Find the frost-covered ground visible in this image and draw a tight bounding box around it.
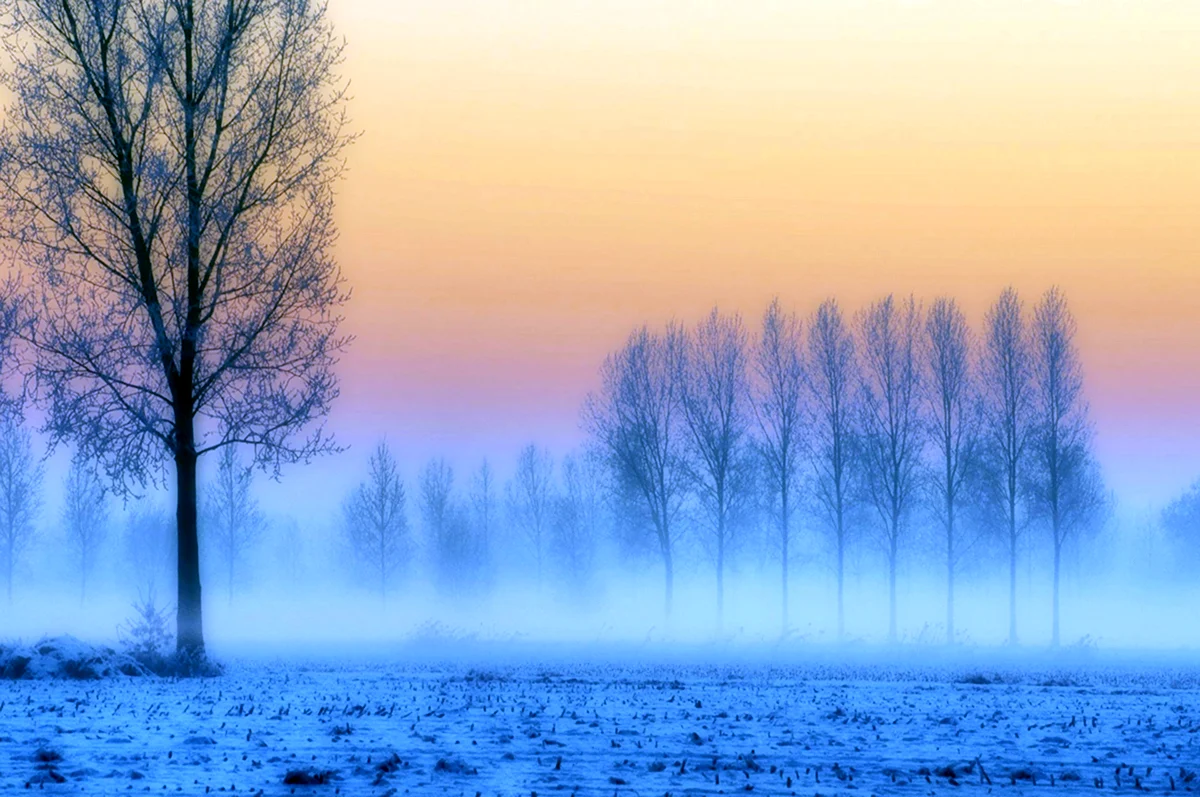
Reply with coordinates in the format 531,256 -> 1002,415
4,647 -> 1200,795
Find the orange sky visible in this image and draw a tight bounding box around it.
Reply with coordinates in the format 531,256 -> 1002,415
306,0 -> 1200,509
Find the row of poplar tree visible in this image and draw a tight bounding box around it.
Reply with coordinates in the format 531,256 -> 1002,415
338,285 -> 1109,647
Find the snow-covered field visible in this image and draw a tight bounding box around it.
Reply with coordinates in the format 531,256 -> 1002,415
4,649 -> 1200,795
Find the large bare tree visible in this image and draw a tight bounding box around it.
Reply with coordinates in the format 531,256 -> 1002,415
63,451 -> 109,604
805,299 -> 857,641
979,287 -> 1033,645
857,295 -> 923,643
506,443 -> 555,591
922,297 -> 977,645
0,413 -> 41,604
753,298 -> 805,635
678,307 -> 753,631
0,0 -> 352,659
343,442 -> 407,604
585,324 -> 688,617
1028,286 -> 1105,646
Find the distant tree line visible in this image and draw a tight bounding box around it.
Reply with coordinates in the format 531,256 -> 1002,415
328,285 -> 1121,647
585,286 -> 1109,645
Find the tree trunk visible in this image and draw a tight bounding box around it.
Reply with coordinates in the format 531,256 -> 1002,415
1051,537 -> 1061,647
228,554 -> 234,609
5,536 -> 12,604
662,539 -> 674,619
175,438 -> 205,659
781,523 -> 789,637
716,524 -> 725,634
1008,511 -> 1018,646
887,534 -> 898,644
836,518 -> 845,642
946,504 -> 954,646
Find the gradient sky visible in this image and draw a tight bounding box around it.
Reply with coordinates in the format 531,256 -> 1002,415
285,0 -> 1200,514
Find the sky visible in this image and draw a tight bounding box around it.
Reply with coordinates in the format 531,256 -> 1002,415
271,0 -> 1200,516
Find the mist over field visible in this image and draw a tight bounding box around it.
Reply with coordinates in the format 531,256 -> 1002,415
0,449 -> 1194,654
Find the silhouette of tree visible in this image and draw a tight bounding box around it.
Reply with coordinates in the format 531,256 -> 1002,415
585,324 -> 688,617
507,444 -> 555,591
1028,287 -> 1106,646
805,299 -> 859,641
978,287 -> 1034,645
922,297 -> 978,644
0,0 -> 352,660
203,445 -> 264,606
857,295 -> 924,643
678,307 -> 753,632
63,451 -> 109,604
343,442 -> 407,604
0,413 -> 40,604
753,298 -> 805,635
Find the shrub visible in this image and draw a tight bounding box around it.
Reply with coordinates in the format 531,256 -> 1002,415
118,594 -> 174,674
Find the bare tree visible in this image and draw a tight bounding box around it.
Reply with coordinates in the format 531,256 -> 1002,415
507,444 -> 555,591
1028,287 -> 1106,646
585,324 -> 688,617
63,451 -> 109,604
554,451 -> 603,598
922,297 -> 978,644
678,307 -> 753,631
805,299 -> 858,640
125,503 -> 175,599
343,442 -> 407,604
857,295 -> 923,643
422,457 -> 470,594
979,287 -> 1033,645
753,297 -> 805,635
0,0 -> 352,659
470,459 -> 497,570
1162,478 -> 1200,566
203,446 -> 264,606
0,412 -> 41,604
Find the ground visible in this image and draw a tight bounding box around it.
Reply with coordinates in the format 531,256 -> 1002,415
2,649 -> 1199,795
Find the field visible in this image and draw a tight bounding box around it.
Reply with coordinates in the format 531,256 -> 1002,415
3,648 -> 1199,795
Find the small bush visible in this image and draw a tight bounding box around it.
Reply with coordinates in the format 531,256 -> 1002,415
118,594 -> 173,672
118,594 -> 222,677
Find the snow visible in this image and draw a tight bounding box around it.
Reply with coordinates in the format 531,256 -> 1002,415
0,651 -> 1198,794
0,636 -> 147,681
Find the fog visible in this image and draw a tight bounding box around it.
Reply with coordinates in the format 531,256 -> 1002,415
1,467 -> 1193,655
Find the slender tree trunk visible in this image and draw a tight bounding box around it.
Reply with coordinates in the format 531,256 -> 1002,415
1008,500 -> 1018,646
946,496 -> 955,645
6,534 -> 13,605
716,519 -> 725,634
836,512 -> 845,642
887,532 -> 898,644
781,495 -> 789,637
175,424 -> 204,659
1052,536 -> 1061,647
662,533 -> 674,619
228,554 -> 234,608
